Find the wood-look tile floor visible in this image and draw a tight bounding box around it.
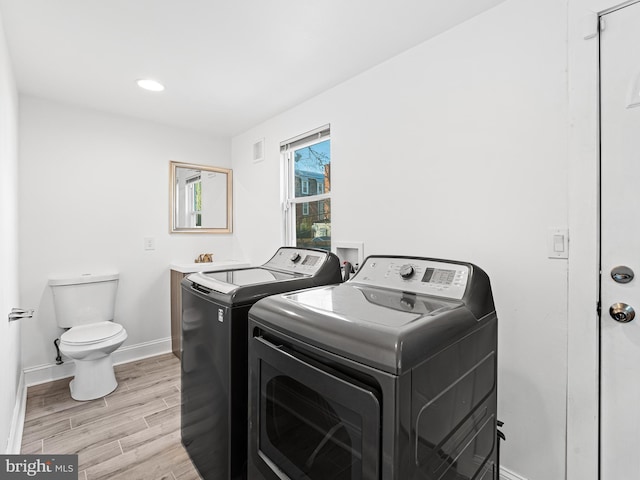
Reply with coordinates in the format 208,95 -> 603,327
21,353 -> 203,480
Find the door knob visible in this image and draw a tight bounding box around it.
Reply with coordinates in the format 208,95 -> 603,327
609,303 -> 635,323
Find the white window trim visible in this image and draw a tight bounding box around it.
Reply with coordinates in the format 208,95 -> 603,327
281,128 -> 331,247
185,176 -> 202,227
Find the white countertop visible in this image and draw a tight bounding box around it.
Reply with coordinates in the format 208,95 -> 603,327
169,260 -> 250,274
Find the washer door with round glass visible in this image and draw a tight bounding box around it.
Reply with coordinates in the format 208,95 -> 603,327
251,335 -> 380,480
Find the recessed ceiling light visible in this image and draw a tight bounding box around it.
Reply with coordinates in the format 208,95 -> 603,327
137,79 -> 165,92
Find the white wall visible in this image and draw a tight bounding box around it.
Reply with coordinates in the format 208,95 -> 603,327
18,97 -> 233,374
0,9 -> 21,452
201,170 -> 229,228
232,0 -> 569,479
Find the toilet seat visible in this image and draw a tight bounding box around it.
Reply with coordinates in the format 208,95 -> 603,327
61,321 -> 125,346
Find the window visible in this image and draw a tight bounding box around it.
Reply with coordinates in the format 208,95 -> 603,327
186,175 -> 202,227
282,125 -> 331,251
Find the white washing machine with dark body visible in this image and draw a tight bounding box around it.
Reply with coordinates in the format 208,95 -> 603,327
180,247 -> 342,480
248,255 -> 498,480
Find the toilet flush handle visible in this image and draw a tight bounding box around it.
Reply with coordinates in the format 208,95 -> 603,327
8,308 -> 35,322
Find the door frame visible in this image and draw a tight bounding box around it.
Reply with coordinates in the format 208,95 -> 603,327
567,1 -> 640,479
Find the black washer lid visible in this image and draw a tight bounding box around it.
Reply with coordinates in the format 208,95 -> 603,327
188,268 -> 299,294
183,247 -> 343,306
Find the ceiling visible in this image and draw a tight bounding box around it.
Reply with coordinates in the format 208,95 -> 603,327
0,0 -> 506,137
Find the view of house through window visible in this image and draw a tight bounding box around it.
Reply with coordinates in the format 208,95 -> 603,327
282,127 -> 331,250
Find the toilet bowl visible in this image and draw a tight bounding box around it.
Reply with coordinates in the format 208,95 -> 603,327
59,321 -> 128,400
49,272 -> 127,401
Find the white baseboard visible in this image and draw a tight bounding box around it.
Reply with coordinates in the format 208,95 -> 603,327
7,338 -> 172,453
6,371 -> 26,454
23,337 -> 172,387
501,466 -> 528,480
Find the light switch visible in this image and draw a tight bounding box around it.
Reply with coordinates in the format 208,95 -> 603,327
548,228 -> 568,259
144,237 -> 156,251
553,234 -> 564,252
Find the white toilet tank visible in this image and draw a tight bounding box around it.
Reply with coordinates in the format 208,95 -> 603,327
49,273 -> 119,328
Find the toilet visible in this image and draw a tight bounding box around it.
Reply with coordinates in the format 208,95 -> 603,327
49,272 -> 128,401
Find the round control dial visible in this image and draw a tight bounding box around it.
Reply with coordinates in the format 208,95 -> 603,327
399,264 -> 415,279
290,252 -> 301,263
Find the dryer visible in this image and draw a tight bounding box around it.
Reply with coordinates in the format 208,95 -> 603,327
248,255 -> 498,480
181,247 -> 342,480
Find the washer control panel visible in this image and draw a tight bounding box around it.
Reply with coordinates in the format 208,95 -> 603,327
351,257 -> 470,299
263,247 -> 329,275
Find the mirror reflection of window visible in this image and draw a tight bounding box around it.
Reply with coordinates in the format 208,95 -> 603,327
170,161 -> 233,233
186,175 -> 202,227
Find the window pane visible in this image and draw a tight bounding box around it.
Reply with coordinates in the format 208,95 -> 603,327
295,199 -> 331,251
294,140 -> 330,198
194,182 -> 202,227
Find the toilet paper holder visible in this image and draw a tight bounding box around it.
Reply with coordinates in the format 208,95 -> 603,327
8,308 -> 34,322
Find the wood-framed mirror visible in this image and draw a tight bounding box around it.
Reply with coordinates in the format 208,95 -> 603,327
170,161 -> 233,233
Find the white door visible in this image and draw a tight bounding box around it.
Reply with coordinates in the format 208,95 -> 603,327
600,2 -> 640,478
